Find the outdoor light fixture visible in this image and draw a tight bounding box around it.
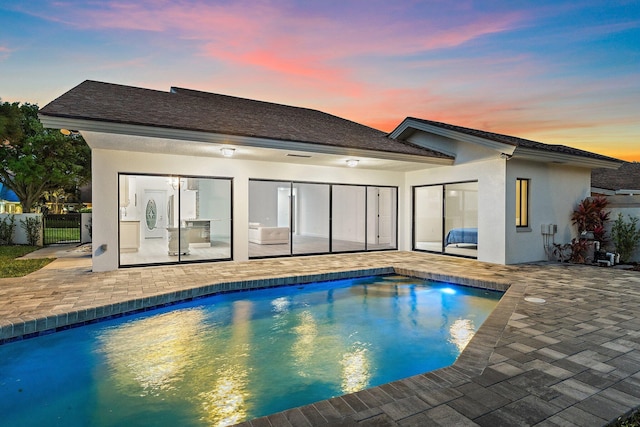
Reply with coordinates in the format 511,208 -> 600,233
220,147 -> 235,157
60,129 -> 79,136
346,159 -> 359,167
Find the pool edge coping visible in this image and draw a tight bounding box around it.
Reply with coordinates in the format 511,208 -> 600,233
0,265 -> 519,426
0,266 -> 511,345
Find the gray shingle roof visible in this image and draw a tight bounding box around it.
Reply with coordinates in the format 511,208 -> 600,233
592,162 -> 640,191
403,117 -> 621,163
39,80 -> 451,160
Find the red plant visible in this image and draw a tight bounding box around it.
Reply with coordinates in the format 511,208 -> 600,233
571,196 -> 610,243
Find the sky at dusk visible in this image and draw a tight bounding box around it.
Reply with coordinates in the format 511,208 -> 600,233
1,1 -> 639,161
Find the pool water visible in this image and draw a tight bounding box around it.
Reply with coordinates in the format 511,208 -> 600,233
0,275 -> 501,427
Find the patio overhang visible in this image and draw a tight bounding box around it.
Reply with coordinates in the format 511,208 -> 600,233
39,115 -> 455,172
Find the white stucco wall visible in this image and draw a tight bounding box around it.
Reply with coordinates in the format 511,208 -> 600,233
0,213 -> 44,246
91,148 -> 406,271
504,160 -> 591,264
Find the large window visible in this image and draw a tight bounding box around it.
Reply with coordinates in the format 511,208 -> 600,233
118,174 -> 232,266
413,181 -> 478,258
249,180 -> 397,258
516,178 -> 529,228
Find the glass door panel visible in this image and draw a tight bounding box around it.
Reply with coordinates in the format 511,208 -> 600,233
444,182 -> 478,257
248,180 -> 291,258
292,183 -> 330,255
182,177 -> 232,262
413,185 -> 443,252
119,174 -> 179,266
367,187 -> 398,250
332,185 -> 366,252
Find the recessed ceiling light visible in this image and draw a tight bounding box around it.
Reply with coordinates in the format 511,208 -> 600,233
346,159 -> 359,167
220,147 -> 235,157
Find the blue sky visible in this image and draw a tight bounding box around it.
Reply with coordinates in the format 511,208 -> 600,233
1,0 -> 638,160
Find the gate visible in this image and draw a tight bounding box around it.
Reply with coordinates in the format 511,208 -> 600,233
43,213 -> 81,245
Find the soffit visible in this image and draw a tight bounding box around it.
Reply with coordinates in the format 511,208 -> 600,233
80,129 -> 447,172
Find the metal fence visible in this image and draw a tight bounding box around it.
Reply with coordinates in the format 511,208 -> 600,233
43,213 -> 81,245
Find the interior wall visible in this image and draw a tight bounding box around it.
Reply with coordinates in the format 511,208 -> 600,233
249,181 -> 280,227
332,186 -> 366,243
198,179 -> 232,238
296,184 -> 329,237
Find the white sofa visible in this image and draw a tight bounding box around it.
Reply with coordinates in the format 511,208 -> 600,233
248,223 -> 289,244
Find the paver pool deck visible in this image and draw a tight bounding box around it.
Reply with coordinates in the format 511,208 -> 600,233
1,248 -> 639,426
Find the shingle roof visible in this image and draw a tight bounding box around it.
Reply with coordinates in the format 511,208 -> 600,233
591,162 -> 640,191
39,80 -> 451,160
404,117 -> 621,163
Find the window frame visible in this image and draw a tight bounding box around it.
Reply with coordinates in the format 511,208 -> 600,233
412,180 -> 478,259
516,178 -> 530,228
248,178 -> 398,259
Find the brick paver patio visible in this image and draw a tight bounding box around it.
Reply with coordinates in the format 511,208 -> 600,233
1,248 -> 639,426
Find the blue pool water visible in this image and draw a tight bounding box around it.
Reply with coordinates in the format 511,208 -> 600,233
0,275 -> 501,427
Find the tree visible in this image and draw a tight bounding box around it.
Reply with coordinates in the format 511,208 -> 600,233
0,101 -> 91,212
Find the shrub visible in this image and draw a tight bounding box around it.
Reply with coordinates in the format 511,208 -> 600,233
0,215 -> 17,245
570,196 -> 610,243
553,238 -> 593,263
611,213 -> 640,263
20,216 -> 42,246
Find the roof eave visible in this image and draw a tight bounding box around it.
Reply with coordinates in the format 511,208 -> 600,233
389,118 -> 517,155
513,147 -> 623,169
591,187 -> 617,195
39,114 -> 454,166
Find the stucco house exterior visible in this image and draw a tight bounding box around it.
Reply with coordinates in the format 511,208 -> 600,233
39,80 -> 622,272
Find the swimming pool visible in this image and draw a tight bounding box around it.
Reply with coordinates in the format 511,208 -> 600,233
0,275 -> 501,427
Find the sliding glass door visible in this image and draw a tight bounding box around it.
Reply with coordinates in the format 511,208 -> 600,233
119,173 -> 232,266
413,181 -> 478,258
248,180 -> 291,258
249,180 -> 397,258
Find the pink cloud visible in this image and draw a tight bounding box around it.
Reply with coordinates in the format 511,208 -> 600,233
23,1 -> 526,98
0,45 -> 12,60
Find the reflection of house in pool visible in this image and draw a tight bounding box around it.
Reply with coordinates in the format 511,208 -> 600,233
38,80 -> 623,271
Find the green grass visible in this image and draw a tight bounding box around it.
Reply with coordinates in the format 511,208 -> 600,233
0,246 -> 54,278
43,227 -> 80,243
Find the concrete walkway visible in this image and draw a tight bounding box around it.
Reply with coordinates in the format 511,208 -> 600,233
1,247 -> 639,426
